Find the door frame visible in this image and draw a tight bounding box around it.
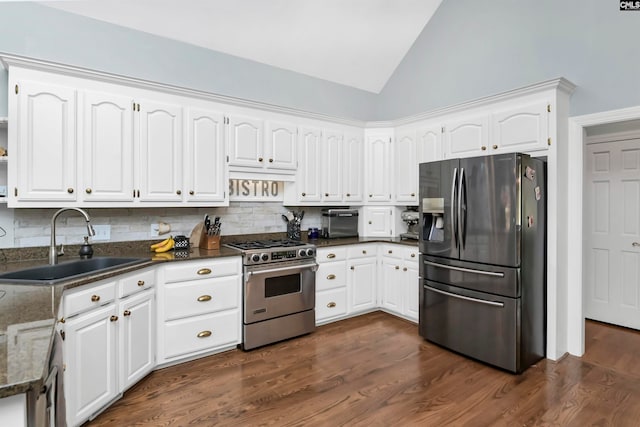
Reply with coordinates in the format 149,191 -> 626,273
567,105 -> 640,356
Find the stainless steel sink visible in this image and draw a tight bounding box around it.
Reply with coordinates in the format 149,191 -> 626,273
0,257 -> 148,285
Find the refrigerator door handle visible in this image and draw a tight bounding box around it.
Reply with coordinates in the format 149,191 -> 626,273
425,285 -> 505,307
423,260 -> 505,277
451,167 -> 458,248
458,167 -> 466,249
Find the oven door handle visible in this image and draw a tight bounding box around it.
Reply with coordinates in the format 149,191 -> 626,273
246,263 -> 319,278
425,285 -> 505,307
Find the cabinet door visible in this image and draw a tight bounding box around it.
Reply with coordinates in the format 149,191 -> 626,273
363,206 -> 393,237
444,114 -> 489,159
343,132 -> 364,202
138,99 -> 183,202
14,80 -> 77,202
365,134 -> 392,202
404,261 -> 419,322
119,289 -> 155,391
491,101 -> 549,153
265,120 -> 297,171
349,258 -> 377,313
227,115 -> 263,169
323,131 -> 343,202
82,90 -> 134,202
380,258 -> 402,313
185,108 -> 226,202
394,129 -> 417,203
64,304 -> 118,427
297,127 -> 322,202
417,125 -> 442,163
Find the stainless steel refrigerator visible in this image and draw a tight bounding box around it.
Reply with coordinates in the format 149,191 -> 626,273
418,153 -> 545,373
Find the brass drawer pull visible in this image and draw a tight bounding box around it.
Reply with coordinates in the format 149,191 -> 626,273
327,253 -> 336,259
197,268 -> 212,275
362,250 -> 367,254
110,315 -> 118,322
123,310 -> 131,316
388,250 -> 393,254
327,274 -> 336,280
327,302 -> 336,308
411,253 -> 416,258
91,295 -> 100,302
137,280 -> 145,287
492,144 -> 498,150
395,265 -> 400,270
197,295 -> 212,302
197,330 -> 212,338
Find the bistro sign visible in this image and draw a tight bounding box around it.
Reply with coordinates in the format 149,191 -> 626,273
229,179 -> 284,201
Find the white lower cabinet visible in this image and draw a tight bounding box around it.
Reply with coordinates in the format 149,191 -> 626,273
157,257 -> 242,365
60,268 -> 155,427
315,247 -> 348,324
379,245 -> 419,322
347,244 -> 377,314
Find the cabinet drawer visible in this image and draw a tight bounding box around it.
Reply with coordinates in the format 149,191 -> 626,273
347,244 -> 376,259
162,310 -> 240,359
403,247 -> 419,262
163,258 -> 240,283
316,261 -> 346,291
381,244 -> 401,258
119,268 -> 155,298
163,276 -> 239,321
64,280 -> 117,318
316,247 -> 347,263
316,287 -> 347,322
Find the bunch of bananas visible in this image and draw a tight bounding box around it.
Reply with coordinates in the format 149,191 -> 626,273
150,236 -> 175,253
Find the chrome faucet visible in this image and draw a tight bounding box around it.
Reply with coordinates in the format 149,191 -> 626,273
50,208 -> 96,265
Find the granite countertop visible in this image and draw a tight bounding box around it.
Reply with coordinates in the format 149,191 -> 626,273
0,234 -> 418,399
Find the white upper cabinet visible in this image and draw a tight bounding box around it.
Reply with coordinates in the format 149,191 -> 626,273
491,101 -> 549,153
394,128 -> 418,204
417,124 -> 442,164
185,108 -> 226,202
265,120 -> 297,171
362,206 -> 394,237
12,80 -> 77,203
343,131 -> 364,203
322,131 -> 343,202
81,90 -> 134,202
137,99 -> 183,202
227,115 -> 263,169
296,126 -> 323,202
365,131 -> 393,203
443,113 -> 489,159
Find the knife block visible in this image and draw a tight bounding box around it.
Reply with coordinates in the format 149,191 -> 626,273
199,232 -> 221,250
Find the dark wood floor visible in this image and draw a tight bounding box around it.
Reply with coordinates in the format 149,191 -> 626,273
87,312 -> 640,426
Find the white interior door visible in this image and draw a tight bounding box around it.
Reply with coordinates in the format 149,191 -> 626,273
584,138 -> 640,330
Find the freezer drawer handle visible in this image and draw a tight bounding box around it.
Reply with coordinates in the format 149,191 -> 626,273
425,285 -> 504,307
423,260 -> 505,278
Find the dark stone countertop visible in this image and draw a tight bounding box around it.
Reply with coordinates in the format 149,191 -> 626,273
0,234 -> 417,398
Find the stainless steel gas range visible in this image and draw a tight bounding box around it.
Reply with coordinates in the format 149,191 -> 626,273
224,239 -> 317,350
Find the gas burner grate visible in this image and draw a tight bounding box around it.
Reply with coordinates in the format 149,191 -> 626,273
225,239 -> 304,250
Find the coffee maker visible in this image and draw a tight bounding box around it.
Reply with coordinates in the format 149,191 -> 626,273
400,210 -> 420,240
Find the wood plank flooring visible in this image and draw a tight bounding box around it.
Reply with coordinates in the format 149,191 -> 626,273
87,312 -> 640,426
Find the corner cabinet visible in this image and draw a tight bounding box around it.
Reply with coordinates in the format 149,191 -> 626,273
364,130 -> 393,203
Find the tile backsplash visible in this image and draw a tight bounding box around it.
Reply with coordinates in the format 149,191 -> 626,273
9,203 -> 323,248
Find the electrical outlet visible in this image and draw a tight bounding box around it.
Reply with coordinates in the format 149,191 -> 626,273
150,224 -> 159,237
92,225 -> 111,241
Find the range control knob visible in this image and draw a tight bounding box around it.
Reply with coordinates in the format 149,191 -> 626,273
261,253 -> 269,261
306,248 -> 315,257
298,249 -> 307,258
250,253 -> 261,263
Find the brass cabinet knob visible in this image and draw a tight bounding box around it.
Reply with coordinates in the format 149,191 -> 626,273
137,280 -> 145,287
369,194 -> 373,197
362,250 -> 367,254
492,144 -> 498,150
67,188 -> 74,194
395,265 -> 400,270
368,221 -> 372,225
197,268 -> 212,275
189,190 -> 195,195
301,192 -> 306,197
327,302 -> 336,308
85,188 -> 92,194
327,274 -> 336,280
197,330 -> 212,338
388,250 -> 393,254
403,267 -> 407,272
481,146 -> 487,151
269,158 -> 273,163
258,157 -> 263,162
346,193 -> 351,197
110,315 -> 118,322
411,253 -> 416,258
59,317 -> 65,324
350,266 -> 355,270
411,193 -> 415,197
327,253 -> 336,259
325,193 -> 329,197
176,190 -> 182,195
197,295 -> 212,302
91,295 -> 100,302
123,310 -> 131,316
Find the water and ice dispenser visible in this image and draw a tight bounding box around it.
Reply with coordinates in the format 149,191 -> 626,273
421,198 -> 445,242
